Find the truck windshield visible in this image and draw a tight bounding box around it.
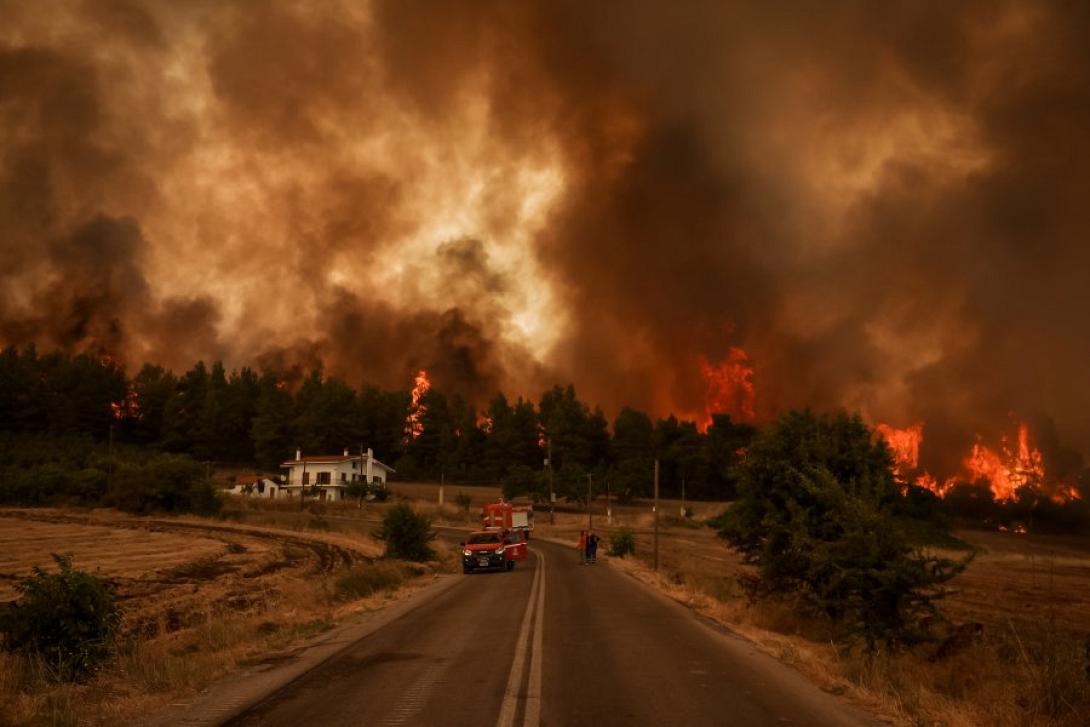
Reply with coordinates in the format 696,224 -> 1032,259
467,533 -> 502,545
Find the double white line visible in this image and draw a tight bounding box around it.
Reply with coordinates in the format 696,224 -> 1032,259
496,548 -> 545,727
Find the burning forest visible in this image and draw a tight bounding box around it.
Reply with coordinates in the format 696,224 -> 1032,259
2,1 -> 1090,508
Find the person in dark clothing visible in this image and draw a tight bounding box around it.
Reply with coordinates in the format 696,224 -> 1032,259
586,532 -> 600,563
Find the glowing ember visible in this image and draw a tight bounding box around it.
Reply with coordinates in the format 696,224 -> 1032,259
1051,483 -> 1081,505
110,389 -> 140,421
700,347 -> 756,430
404,369 -> 431,439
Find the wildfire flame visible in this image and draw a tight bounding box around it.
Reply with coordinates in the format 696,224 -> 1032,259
874,422 -> 923,478
404,369 -> 431,440
110,389 -> 141,421
877,420 -> 1080,504
700,347 -> 756,430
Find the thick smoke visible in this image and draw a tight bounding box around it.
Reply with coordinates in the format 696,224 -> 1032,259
1,1 -> 1089,466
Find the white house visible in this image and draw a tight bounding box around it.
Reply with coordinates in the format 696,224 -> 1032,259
228,477 -> 281,499
279,448 -> 394,502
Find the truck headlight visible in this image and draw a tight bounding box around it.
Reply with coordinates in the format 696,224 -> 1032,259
463,549 -> 472,557
495,547 -> 505,556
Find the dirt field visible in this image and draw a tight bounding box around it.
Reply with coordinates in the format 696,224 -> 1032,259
0,509 -> 382,637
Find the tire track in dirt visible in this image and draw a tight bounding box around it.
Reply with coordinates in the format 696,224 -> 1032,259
0,509 -> 380,637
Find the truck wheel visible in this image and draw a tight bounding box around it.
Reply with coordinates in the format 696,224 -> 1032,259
463,566 -> 471,574
506,561 -> 515,571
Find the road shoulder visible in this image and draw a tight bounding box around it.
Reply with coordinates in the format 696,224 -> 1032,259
140,573 -> 463,727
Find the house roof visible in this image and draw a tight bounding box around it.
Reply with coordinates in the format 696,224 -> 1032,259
280,454 -> 395,472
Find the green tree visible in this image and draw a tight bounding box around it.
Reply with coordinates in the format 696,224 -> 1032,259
161,361 -> 209,453
358,385 -> 409,464
251,372 -> 294,469
717,410 -> 967,649
123,363 -> 177,445
704,413 -> 756,500
374,504 -> 436,561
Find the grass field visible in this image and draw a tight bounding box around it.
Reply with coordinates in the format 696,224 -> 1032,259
0,506 -> 448,727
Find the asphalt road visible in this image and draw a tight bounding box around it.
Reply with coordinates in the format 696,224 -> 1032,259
225,539 -> 877,727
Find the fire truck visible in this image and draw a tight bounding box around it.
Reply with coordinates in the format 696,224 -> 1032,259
481,501 -> 534,539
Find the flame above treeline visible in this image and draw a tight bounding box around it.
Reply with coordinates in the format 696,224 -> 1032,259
876,421 -> 1081,505
404,369 -> 431,440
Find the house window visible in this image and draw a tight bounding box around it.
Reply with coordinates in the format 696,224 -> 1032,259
317,472 -> 331,485
302,472 -> 310,485
341,472 -> 347,482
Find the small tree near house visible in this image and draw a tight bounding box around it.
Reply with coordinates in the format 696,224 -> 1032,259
374,504 -> 437,562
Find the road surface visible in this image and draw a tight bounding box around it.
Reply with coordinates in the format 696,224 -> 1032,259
225,539 -> 877,727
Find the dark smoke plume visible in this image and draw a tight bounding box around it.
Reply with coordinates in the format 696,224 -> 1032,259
2,0 -> 1089,467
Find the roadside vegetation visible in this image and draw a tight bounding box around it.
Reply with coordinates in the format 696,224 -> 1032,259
0,504 -> 452,727
717,411 -> 970,649
374,504 -> 437,561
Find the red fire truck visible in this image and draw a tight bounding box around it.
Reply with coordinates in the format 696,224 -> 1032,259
481,501 -> 534,539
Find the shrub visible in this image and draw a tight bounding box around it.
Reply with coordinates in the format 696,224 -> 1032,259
374,504 -> 436,561
454,492 -> 472,513
717,410 -> 969,649
609,527 -> 636,557
334,563 -> 405,601
0,555 -> 120,681
105,454 -> 221,516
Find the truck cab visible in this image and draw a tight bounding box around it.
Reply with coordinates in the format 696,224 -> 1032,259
461,528 -> 528,573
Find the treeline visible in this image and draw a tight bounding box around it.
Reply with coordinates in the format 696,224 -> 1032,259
0,346 -> 755,501
2,346 -> 1087,533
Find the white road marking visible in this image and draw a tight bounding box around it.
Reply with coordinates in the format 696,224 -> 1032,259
523,551 -> 545,727
495,548 -> 545,727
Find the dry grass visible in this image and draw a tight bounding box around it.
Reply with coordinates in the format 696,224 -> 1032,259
0,507 -> 453,727
528,504 -> 1090,727
562,510 -> 1090,727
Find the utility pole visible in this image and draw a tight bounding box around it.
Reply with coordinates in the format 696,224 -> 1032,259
653,458 -> 660,572
547,438 -> 555,525
358,443 -> 365,510
606,478 -> 612,525
107,423 -> 114,491
681,478 -> 686,518
439,471 -> 445,508
586,473 -> 593,530
300,457 -> 307,511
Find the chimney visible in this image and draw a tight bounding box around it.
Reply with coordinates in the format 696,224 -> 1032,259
295,448 -> 301,461
343,447 -> 349,457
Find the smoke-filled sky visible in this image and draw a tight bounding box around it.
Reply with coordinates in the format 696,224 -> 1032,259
2,0 -> 1089,470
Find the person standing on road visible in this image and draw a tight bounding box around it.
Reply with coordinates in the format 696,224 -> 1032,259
586,531 -> 600,564
577,530 -> 587,564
